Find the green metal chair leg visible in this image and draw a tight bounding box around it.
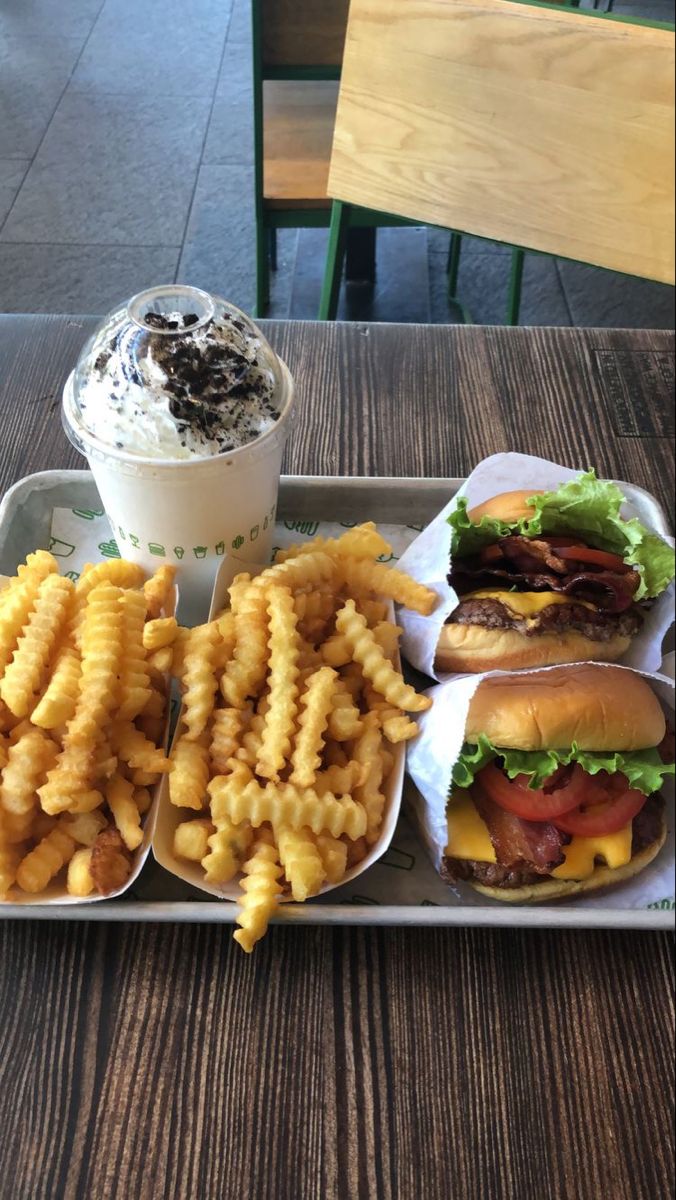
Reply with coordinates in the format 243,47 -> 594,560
446,231 -> 463,299
319,201 -> 351,320
506,248 -> 525,326
254,217 -> 270,319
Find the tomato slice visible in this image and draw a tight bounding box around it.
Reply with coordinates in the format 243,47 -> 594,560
553,775 -> 647,836
555,545 -> 630,573
477,763 -> 587,820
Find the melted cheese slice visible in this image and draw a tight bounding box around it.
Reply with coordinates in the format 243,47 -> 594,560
445,791 -> 496,862
446,794 -> 633,881
465,589 -> 595,617
551,825 -> 633,879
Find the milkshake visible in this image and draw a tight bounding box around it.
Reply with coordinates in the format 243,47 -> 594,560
63,286 -> 294,622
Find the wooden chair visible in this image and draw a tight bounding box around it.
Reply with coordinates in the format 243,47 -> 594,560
319,0 -> 675,322
252,0 -> 349,316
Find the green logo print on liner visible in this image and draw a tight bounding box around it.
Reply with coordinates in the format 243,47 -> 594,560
250,525 -> 259,541
173,547 -> 185,560
215,542 -> 225,556
71,507 -> 104,520
129,534 -> 140,549
99,538 -> 121,559
232,535 -> 244,550
49,537 -> 75,558
65,570 -> 80,582
148,543 -> 166,557
283,519 -> 319,537
193,546 -> 208,559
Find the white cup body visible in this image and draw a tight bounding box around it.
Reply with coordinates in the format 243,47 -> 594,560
62,360 -> 294,624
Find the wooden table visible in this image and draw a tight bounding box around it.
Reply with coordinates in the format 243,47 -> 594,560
0,317 -> 673,1200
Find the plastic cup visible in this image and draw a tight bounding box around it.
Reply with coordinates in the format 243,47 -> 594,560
62,286 -> 295,624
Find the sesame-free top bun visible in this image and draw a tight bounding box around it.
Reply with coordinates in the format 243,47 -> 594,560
465,664 -> 666,752
467,489 -> 544,525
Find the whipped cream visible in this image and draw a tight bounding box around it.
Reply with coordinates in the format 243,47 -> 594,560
76,309 -> 280,460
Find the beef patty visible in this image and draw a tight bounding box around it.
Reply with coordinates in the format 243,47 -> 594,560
446,597 -> 642,642
442,793 -> 665,890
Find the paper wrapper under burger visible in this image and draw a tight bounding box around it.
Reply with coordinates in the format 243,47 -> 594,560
152,558 -> 406,902
396,452 -> 675,681
406,660 -> 675,909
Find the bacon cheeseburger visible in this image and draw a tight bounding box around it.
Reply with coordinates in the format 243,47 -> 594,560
443,666 -> 674,901
438,472 -> 675,673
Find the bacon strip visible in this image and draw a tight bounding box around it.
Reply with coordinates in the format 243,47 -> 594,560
473,786 -> 568,874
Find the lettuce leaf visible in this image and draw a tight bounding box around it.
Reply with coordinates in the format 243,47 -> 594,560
452,734 -> 675,796
447,470 -> 675,600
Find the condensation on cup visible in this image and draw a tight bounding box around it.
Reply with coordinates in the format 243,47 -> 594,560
62,285 -> 295,624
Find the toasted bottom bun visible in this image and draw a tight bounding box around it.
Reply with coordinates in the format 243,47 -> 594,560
467,811 -> 667,904
435,622 -> 631,674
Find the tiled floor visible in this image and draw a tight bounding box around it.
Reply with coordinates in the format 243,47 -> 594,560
0,0 -> 674,325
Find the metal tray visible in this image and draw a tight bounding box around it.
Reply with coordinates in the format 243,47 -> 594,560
0,469 -> 673,931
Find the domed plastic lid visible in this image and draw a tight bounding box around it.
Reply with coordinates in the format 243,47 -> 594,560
67,285 -> 285,461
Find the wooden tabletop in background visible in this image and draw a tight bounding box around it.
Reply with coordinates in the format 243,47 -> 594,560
0,317 -> 673,1200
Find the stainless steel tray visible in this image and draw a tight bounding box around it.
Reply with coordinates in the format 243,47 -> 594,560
0,469 -> 673,930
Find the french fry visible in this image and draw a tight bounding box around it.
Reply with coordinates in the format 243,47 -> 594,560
0,726 -> 58,816
335,600 -> 431,712
76,560 -> 145,598
16,823 -> 76,893
208,775 -> 368,840
143,565 -> 176,620
110,721 -> 171,774
169,735 -> 209,810
210,706 -> 247,774
289,666 -> 337,788
0,574 -> 73,717
275,522 -> 392,564
202,815 -> 253,885
0,551 -> 58,677
257,587 -> 300,781
277,827 -> 325,901
221,586 -> 269,708
314,833 -> 348,884
142,616 -> 178,653
31,646 -> 81,729
173,818 -> 215,863
106,775 -> 143,851
340,556 -> 437,615
233,829 -> 283,952
118,589 -> 151,721
352,713 -> 386,844
67,847 -> 95,896
67,583 -> 123,745
89,827 -> 131,895
181,622 -> 221,739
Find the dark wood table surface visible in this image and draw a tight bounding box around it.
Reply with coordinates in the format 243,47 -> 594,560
0,316 -> 674,1200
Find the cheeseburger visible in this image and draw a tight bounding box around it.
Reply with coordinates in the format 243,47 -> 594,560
443,665 -> 674,901
438,471 -> 675,673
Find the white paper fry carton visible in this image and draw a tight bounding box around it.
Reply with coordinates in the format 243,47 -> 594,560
153,556 -> 406,903
406,661 -> 675,910
396,452 -> 675,681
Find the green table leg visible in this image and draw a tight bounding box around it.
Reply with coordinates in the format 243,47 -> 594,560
319,201 -> 351,320
506,248 -> 525,326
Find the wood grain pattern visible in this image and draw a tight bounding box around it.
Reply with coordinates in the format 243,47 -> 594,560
261,0 -> 350,68
0,316 -> 674,1200
329,0 -> 675,283
264,81 -> 337,206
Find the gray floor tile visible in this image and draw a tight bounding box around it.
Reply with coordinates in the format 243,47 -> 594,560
177,163 -> 257,310
427,226 -> 511,259
438,249 -> 572,326
609,1 -> 674,19
0,0 -> 102,39
70,0 -> 231,96
0,243 -> 179,313
288,226 -> 431,322
203,40 -> 253,165
225,0 -> 252,45
0,160 -> 30,227
266,230 -> 299,319
557,260 -> 675,329
1,92 -> 211,245
0,36 -> 84,157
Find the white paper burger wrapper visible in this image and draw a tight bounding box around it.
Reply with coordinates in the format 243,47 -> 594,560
396,452 -> 675,681
62,362 -> 295,629
152,558 -> 406,902
406,660 -> 675,908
